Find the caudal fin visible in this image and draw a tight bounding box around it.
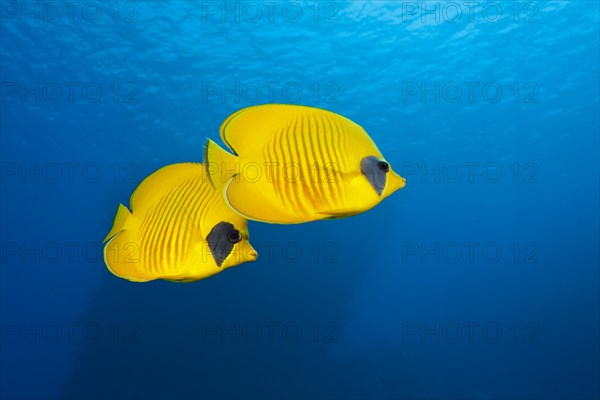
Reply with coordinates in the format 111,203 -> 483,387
103,203 -> 132,243
204,139 -> 238,188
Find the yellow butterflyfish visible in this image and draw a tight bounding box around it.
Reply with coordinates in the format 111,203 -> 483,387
204,104 -> 406,224
102,163 -> 257,282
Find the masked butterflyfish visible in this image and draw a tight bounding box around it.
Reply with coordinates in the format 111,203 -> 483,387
204,104 -> 406,224
102,163 -> 258,282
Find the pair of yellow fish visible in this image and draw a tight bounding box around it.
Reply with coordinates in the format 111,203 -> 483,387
103,104 -> 406,282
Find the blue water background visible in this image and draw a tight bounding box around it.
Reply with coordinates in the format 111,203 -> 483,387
1,1 -> 599,399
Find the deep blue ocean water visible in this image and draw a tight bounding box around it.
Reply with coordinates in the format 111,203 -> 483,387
1,1 -> 599,399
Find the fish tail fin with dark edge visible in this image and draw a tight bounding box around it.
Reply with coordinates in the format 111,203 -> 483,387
204,139 -> 238,189
103,203 -> 131,243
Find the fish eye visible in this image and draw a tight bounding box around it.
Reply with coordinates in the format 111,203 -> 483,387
227,229 -> 242,244
378,161 -> 390,173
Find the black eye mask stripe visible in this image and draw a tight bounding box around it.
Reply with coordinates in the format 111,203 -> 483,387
206,222 -> 240,267
361,156 -> 388,197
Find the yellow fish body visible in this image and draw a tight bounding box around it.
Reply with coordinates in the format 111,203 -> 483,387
204,104 -> 406,224
102,163 -> 257,282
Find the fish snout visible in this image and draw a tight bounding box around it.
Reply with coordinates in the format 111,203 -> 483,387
245,245 -> 258,262
386,170 -> 406,195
